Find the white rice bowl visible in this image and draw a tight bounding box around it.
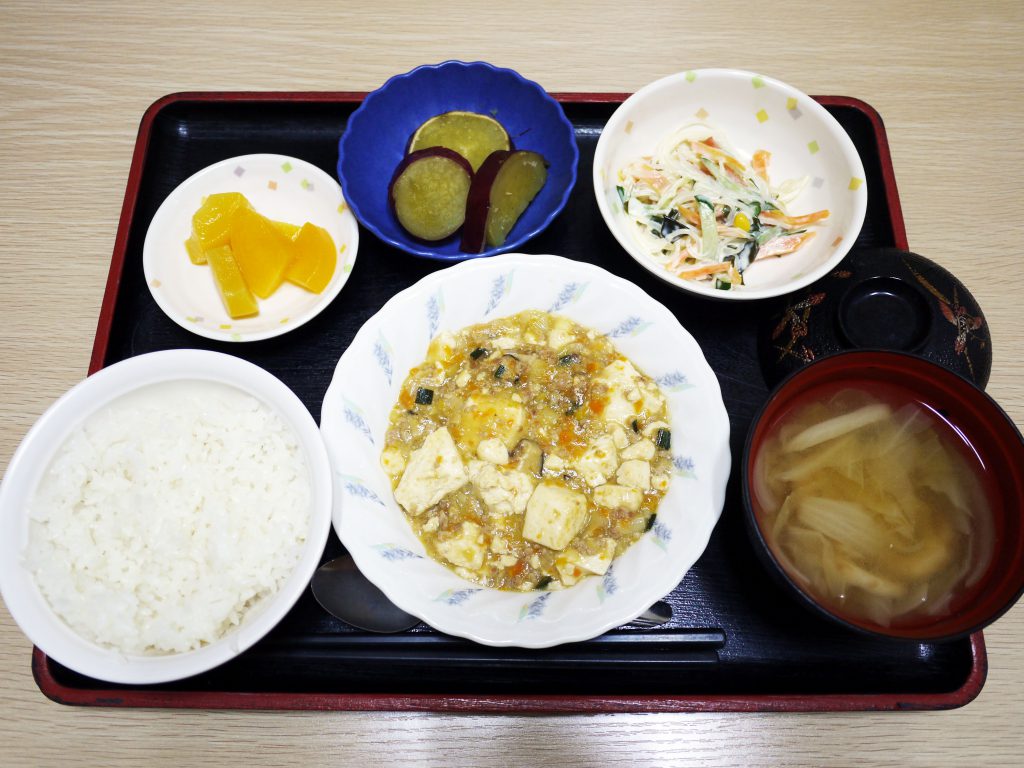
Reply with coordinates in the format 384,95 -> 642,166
0,350 -> 332,684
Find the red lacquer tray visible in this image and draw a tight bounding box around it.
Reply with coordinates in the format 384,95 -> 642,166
32,92 -> 986,712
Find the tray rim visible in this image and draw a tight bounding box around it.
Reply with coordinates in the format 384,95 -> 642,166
39,90 -> 982,713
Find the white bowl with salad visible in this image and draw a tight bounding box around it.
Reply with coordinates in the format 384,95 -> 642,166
593,68 -> 867,300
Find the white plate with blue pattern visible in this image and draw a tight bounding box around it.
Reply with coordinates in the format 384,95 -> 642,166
319,253 -> 730,647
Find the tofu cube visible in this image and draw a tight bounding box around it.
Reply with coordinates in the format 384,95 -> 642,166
652,472 -> 671,492
459,394 -> 526,449
609,423 -> 630,450
595,360 -> 667,426
616,459 -> 651,490
575,434 -> 619,487
592,484 -> 643,512
435,521 -> 485,570
380,446 -> 407,477
620,438 -> 656,461
555,540 -> 616,587
491,335 -> 521,350
425,331 -> 458,364
394,427 -> 469,515
468,460 -> 535,516
575,538 -> 617,576
543,453 -> 567,474
547,316 -> 577,350
522,482 -> 589,550
477,437 -> 510,465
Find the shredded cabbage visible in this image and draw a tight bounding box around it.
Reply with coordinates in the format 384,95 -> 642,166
617,123 -> 829,289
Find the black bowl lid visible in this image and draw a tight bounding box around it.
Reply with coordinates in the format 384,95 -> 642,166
758,248 -> 991,389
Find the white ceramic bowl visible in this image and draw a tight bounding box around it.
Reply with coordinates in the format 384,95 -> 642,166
0,350 -> 333,684
320,253 -> 731,648
143,154 -> 359,342
593,69 -> 867,301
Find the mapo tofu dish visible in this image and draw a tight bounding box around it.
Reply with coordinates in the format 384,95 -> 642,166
381,310 -> 673,591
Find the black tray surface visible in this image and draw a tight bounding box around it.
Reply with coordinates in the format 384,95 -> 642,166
50,98 -> 972,698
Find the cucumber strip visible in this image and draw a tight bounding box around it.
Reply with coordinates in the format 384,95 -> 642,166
695,195 -> 719,260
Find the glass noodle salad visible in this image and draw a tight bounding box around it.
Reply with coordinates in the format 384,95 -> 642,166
617,123 -> 830,290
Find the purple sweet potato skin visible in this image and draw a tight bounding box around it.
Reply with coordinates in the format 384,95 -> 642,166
460,150 -> 512,252
388,147 -> 474,242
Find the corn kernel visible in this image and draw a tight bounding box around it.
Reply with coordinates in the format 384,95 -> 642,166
734,212 -> 751,232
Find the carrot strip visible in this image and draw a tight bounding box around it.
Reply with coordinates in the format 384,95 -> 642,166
690,140 -> 746,175
752,150 -> 771,183
760,209 -> 831,227
675,205 -> 701,226
677,261 -> 732,280
632,168 -> 669,193
758,231 -> 817,259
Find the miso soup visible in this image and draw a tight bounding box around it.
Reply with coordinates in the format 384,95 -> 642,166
752,384 -> 995,628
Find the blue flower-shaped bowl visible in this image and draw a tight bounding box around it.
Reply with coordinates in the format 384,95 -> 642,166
337,60 -> 578,260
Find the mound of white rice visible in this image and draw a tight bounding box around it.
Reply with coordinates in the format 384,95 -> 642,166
25,380 -> 311,655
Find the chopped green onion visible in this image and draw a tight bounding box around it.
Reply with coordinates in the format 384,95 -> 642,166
494,363 -> 507,378
558,353 -> 581,366
631,419 -> 639,433
415,388 -> 433,405
616,185 -> 628,205
470,347 -> 489,360
655,428 -> 672,450
535,576 -> 553,589
645,514 -> 657,532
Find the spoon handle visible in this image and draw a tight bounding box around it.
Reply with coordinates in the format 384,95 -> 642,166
629,600 -> 673,628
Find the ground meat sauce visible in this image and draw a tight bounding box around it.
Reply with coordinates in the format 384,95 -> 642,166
381,310 -> 673,591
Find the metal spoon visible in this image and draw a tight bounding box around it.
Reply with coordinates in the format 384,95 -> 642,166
632,600 -> 673,628
311,553 -> 421,633
311,553 -> 673,633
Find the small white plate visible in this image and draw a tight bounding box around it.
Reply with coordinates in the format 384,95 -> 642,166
143,154 -> 359,342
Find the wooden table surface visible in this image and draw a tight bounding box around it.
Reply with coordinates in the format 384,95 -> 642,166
2,1 -> 1023,764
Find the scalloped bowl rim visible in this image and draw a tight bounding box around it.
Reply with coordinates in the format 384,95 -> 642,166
319,253 -> 731,647
337,60 -> 579,261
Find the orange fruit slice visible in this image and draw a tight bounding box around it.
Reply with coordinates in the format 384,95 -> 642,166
205,244 -> 258,318
191,192 -> 250,252
285,222 -> 337,294
229,207 -> 294,299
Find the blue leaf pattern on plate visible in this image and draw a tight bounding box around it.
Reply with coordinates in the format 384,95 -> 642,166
652,521 -> 672,551
518,592 -> 551,621
373,332 -> 393,385
656,371 -> 692,392
606,316 -> 652,338
342,398 -> 374,444
673,455 -> 696,479
336,473 -> 385,507
484,272 -> 513,315
548,281 -> 588,313
596,564 -> 618,603
434,588 -> 482,606
427,290 -> 444,339
372,543 -> 423,561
